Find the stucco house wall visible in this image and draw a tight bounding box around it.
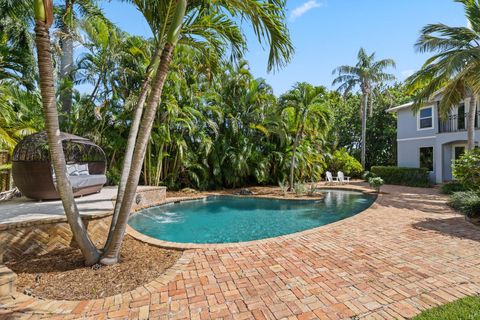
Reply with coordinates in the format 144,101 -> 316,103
390,98 -> 480,184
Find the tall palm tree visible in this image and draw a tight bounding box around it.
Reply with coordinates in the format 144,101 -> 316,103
407,0 -> 480,150
279,83 -> 331,190
101,0 -> 293,265
34,0 -> 100,265
332,48 -> 396,167
104,1 -> 247,250
56,0 -> 111,127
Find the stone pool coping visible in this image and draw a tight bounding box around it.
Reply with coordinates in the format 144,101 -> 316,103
126,184 -> 379,250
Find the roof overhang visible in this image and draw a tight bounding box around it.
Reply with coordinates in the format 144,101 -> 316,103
387,88 -> 445,113
386,102 -> 413,113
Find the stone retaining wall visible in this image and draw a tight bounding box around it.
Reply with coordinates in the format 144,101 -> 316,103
0,187 -> 166,262
0,214 -> 112,262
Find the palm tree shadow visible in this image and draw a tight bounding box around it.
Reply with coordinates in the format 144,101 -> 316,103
413,216 -> 480,242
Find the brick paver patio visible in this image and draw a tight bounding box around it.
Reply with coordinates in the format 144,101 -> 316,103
1,184 -> 480,319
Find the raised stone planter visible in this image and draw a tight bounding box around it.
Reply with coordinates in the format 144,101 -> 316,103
0,186 -> 167,262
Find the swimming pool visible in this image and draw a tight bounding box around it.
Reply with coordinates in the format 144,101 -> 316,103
128,189 -> 375,244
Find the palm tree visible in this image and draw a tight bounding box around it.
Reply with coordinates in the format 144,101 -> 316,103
279,83 -> 331,190
104,1 -> 248,250
34,0 -> 100,265
100,0 -> 293,265
56,0 -> 111,127
332,48 -> 396,167
406,0 -> 480,150
0,83 -> 43,150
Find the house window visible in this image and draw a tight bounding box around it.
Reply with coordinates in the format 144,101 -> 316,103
420,147 -> 434,171
418,107 -> 433,130
458,104 -> 465,130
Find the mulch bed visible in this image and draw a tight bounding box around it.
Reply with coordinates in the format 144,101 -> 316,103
5,236 -> 182,300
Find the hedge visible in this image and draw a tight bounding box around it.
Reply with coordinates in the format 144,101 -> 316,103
441,181 -> 466,195
370,166 -> 430,187
447,191 -> 480,218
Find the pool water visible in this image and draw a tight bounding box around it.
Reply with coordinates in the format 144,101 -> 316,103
128,190 -> 375,244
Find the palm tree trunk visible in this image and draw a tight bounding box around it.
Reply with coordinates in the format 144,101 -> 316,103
289,127 -> 303,191
369,95 -> 374,117
35,18 -> 99,266
104,46 -> 161,249
467,94 -> 477,150
59,0 -> 74,128
100,42 -> 176,265
154,142 -> 164,186
361,93 -> 368,168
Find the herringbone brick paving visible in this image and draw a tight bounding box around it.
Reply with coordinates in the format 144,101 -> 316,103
1,184 -> 480,319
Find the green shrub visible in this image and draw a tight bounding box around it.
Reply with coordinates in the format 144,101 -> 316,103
447,191 -> 480,218
368,177 -> 384,193
441,181 -> 466,195
106,167 -> 120,186
278,180 -> 288,195
370,166 -> 430,187
294,183 -> 306,195
327,149 -> 363,178
453,149 -> 480,191
362,171 -> 376,181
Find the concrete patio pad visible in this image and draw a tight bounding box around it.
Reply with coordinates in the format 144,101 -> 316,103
0,187 -> 117,226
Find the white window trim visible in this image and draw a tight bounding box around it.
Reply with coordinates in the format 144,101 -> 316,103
417,105 -> 434,131
419,146 -> 435,173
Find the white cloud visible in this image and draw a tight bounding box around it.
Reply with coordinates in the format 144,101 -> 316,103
401,70 -> 414,78
290,1 -> 323,21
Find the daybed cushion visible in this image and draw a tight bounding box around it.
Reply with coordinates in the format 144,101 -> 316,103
69,174 -> 107,189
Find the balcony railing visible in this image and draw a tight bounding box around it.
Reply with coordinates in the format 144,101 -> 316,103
438,111 -> 480,133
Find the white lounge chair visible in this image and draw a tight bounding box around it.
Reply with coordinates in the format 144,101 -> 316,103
337,171 -> 350,184
325,171 -> 339,185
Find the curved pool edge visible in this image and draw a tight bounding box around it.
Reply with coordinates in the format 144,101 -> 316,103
127,185 -> 380,250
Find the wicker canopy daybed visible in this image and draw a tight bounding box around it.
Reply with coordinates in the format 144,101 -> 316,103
12,131 -> 107,200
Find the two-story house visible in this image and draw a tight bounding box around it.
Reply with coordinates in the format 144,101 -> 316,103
387,96 -> 480,184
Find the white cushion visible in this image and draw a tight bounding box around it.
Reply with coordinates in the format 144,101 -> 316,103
76,163 -> 89,176
66,164 -> 77,176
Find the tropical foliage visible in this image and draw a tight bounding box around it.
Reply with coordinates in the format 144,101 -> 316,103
0,0 -> 405,190
1,0 -> 405,264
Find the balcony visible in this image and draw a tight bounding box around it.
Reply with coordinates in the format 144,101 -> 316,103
438,111 -> 480,133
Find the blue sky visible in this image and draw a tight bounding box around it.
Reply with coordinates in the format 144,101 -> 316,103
99,0 -> 466,95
